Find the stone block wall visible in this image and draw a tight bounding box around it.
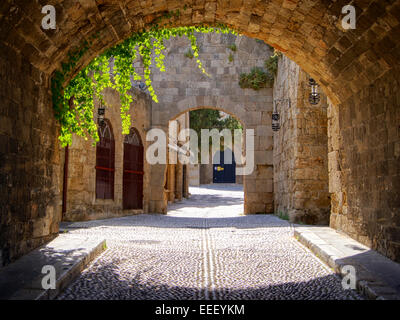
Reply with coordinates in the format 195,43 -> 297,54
329,65 -> 400,262
0,45 -> 61,266
189,164 -> 200,186
63,33 -> 274,218
62,88 -> 152,221
147,33 -> 274,214
273,55 -> 330,224
200,163 -> 213,185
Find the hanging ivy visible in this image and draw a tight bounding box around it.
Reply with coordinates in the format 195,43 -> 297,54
52,24 -> 236,147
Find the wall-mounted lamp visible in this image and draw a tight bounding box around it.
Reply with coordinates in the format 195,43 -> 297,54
308,78 -> 320,105
272,98 -> 291,132
272,112 -> 280,132
98,102 -> 105,126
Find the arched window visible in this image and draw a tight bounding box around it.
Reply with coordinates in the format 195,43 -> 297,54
95,119 -> 115,199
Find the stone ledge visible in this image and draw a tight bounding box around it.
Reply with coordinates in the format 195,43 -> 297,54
0,234 -> 106,300
294,226 -> 400,300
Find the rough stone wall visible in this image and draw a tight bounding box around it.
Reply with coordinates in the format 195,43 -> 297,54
189,164 -> 200,186
273,56 -> 330,225
0,46 -> 61,266
329,65 -> 400,262
148,33 -> 274,214
63,88 -> 152,221
200,147 -> 215,185
273,56 -> 299,220
200,163 -> 213,185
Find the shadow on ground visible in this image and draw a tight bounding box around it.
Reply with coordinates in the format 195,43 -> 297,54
0,246 -> 88,299
57,258 -> 360,300
61,214 -> 290,230
169,195 -> 243,209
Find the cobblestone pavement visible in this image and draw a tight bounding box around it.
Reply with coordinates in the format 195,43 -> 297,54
58,184 -> 362,300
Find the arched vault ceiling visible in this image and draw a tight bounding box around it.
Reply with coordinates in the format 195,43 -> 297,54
0,0 -> 399,105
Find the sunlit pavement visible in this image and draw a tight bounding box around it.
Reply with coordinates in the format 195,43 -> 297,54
58,184 -> 361,300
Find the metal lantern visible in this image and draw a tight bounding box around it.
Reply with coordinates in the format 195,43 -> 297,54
272,112 -> 280,131
272,100 -> 280,132
308,78 -> 320,105
271,99 -> 290,132
97,102 -> 105,126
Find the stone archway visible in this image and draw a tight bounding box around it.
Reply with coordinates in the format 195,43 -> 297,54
160,104 -> 253,214
1,1 -> 400,264
3,1 -> 397,107
142,32 -> 274,215
152,95 -> 273,215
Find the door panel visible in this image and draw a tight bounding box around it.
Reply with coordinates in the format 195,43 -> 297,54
213,150 -> 236,183
95,121 -> 115,199
123,129 -> 144,210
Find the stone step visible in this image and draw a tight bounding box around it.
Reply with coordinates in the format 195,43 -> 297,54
294,225 -> 400,300
0,234 -> 106,300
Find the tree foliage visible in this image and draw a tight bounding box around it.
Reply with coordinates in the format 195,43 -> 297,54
190,109 -> 242,133
189,109 -> 242,151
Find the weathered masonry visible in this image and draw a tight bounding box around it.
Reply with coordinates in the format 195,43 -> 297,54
273,55 -> 330,225
0,1 -> 399,266
62,85 -> 191,221
147,33 -> 275,215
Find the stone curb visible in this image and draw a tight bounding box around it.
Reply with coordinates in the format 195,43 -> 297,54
40,239 -> 106,300
294,228 -> 400,300
3,237 -> 107,300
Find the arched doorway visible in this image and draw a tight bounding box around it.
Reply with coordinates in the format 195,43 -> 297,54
95,119 -> 115,200
213,149 -> 236,184
123,127 -> 144,210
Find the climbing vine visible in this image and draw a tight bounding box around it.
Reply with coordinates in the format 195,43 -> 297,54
52,24 -> 236,147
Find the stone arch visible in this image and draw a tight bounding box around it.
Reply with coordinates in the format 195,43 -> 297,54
1,1 -> 400,264
2,1 -> 398,107
168,104 -> 248,173
148,32 -> 273,131
153,100 -> 269,215
162,100 -> 248,128
124,126 -> 143,146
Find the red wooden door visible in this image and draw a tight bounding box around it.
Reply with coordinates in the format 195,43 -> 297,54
123,128 -> 144,209
96,120 -> 115,199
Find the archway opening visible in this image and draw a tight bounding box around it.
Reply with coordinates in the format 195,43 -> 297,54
1,0 -> 400,267
164,107 -> 246,217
